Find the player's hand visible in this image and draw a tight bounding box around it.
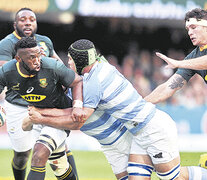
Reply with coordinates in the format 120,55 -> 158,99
22,116 -> 33,131
40,46 -> 46,57
156,52 -> 179,69
0,105 -> 6,127
71,107 -> 86,123
28,107 -> 43,124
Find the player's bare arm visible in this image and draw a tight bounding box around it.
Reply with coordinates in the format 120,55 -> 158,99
0,61 -> 8,66
157,52 -> 207,70
70,73 -> 86,122
23,106 -> 94,130
144,74 -> 186,104
51,50 -> 62,62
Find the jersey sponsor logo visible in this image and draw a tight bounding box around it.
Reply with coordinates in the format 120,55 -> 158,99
26,87 -> 34,93
21,94 -> 46,102
12,83 -> 20,90
39,78 -> 48,88
205,75 -> 207,82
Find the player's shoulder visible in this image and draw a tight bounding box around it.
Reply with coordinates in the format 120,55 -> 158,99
41,57 -> 64,69
1,59 -> 17,72
185,46 -> 201,60
0,33 -> 17,46
35,34 -> 52,43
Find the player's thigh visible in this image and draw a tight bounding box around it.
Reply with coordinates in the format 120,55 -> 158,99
131,109 -> 179,165
130,109 -> 180,179
37,126 -> 68,153
4,101 -> 35,152
102,131 -> 132,176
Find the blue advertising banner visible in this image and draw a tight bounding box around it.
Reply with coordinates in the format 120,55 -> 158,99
158,105 -> 207,134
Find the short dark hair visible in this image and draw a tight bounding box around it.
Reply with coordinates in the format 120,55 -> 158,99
185,8 -> 207,21
15,7 -> 34,21
15,37 -> 37,52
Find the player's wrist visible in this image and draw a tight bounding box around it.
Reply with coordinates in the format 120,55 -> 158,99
73,100 -> 83,108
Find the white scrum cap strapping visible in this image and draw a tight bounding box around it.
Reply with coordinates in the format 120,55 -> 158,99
186,18 -> 207,27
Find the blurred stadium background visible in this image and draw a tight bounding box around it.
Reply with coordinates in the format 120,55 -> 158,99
1,0 -> 207,179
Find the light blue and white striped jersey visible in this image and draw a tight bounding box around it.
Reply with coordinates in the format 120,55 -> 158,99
67,90 -> 127,145
80,110 -> 127,145
83,57 -> 156,135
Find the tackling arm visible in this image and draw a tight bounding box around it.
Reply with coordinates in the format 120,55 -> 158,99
23,106 -> 94,131
70,73 -> 83,102
156,52 -> 207,70
144,74 -> 187,104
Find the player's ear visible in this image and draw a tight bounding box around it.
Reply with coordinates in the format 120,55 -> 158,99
13,21 -> 17,30
15,55 -> 21,62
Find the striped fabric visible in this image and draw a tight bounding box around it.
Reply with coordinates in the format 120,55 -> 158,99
83,58 -> 156,135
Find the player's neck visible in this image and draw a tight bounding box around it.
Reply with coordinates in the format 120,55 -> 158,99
82,61 -> 98,74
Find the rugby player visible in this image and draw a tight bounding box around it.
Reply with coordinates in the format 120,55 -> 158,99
0,37 -> 84,180
144,8 -> 207,170
0,8 -> 78,179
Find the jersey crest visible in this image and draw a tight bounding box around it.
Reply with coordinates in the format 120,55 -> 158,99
39,78 -> 48,88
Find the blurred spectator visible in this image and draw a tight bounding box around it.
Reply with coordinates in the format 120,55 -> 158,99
133,68 -> 151,97
138,49 -> 152,78
107,55 -> 122,73
122,55 -> 135,82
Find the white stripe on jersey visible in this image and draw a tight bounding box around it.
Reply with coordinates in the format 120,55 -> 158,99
102,74 -> 123,99
98,83 -> 134,109
80,110 -> 126,145
83,58 -> 156,135
97,61 -> 111,82
111,96 -> 142,121
133,102 -> 155,121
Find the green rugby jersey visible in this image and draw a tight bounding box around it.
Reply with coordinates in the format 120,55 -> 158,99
176,46 -> 207,83
0,31 -> 54,60
0,57 -> 74,108
0,31 -> 55,106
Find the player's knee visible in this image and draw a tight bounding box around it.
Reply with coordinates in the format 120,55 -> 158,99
127,162 -> 154,177
49,146 -> 69,176
13,150 -> 31,169
156,164 -> 180,180
32,143 -> 50,165
36,134 -> 57,154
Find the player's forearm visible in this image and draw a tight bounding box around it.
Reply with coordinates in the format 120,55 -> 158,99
36,107 -> 72,116
0,61 -> 8,66
71,74 -> 83,103
144,83 -> 175,104
37,115 -> 83,130
178,56 -> 207,70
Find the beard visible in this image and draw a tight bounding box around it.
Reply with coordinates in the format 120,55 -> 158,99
21,60 -> 41,75
16,25 -> 37,37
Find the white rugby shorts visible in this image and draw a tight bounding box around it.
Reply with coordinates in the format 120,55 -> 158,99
4,101 -> 68,153
101,130 -> 133,175
130,109 -> 179,164
4,101 -> 37,152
